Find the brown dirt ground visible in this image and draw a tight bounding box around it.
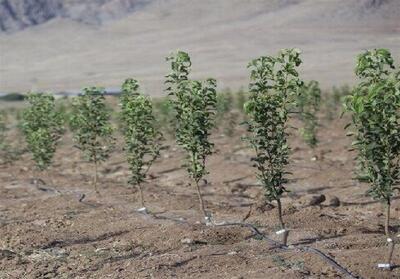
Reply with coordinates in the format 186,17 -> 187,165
1,112 -> 400,279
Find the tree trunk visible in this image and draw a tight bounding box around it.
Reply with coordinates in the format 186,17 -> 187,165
277,198 -> 289,246
195,179 -> 207,220
137,182 -> 145,209
385,199 -> 390,236
385,198 -> 395,267
33,168 -> 45,186
94,160 -> 99,194
46,169 -> 54,187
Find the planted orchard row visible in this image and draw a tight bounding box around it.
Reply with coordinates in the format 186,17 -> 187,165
2,48 -> 400,270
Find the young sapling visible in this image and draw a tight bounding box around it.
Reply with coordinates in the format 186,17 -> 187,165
153,97 -> 177,139
120,78 -> 163,212
216,90 -> 233,122
0,111 -> 7,151
297,80 -> 321,151
324,85 -> 350,121
236,87 -> 247,114
244,49 -> 303,245
21,93 -> 63,182
70,87 -> 115,194
216,90 -> 239,136
0,109 -> 24,164
344,49 -> 400,269
166,51 -> 217,223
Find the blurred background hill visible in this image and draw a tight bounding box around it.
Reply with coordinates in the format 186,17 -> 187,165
0,0 -> 399,94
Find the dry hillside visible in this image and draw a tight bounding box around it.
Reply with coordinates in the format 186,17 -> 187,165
0,0 -> 399,94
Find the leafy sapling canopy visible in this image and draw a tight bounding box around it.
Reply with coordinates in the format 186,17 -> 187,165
216,90 -> 233,121
297,80 -> 321,149
344,48 -> 400,268
216,90 -> 239,136
0,110 -> 23,165
244,49 -> 303,245
22,93 -> 63,173
166,51 -> 217,222
0,111 -> 7,150
153,97 -> 176,139
120,78 -> 163,211
236,87 -> 247,113
70,87 -> 115,193
324,85 -> 350,121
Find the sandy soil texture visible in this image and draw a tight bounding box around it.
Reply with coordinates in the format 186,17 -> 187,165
1,111 -> 400,278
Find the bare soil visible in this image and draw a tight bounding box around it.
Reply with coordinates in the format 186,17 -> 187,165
1,115 -> 400,278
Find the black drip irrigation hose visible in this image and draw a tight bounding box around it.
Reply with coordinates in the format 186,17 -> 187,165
216,222 -> 359,279
139,211 -> 360,279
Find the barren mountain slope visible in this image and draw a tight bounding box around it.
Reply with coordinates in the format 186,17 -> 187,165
0,0 -> 399,94
0,0 -> 151,32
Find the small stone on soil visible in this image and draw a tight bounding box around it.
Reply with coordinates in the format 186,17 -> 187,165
255,199 -> 275,213
308,194 -> 326,206
329,196 -> 340,207
181,238 -> 193,244
0,249 -> 16,260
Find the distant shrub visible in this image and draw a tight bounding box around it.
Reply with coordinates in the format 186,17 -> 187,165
297,80 -> 321,148
236,87 -> 247,113
120,78 -> 163,211
0,93 -> 25,102
0,111 -> 7,148
0,111 -> 23,164
153,97 -> 177,139
324,85 -> 350,120
70,87 -> 115,193
216,90 -> 240,136
216,90 -> 234,119
22,93 -> 63,172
